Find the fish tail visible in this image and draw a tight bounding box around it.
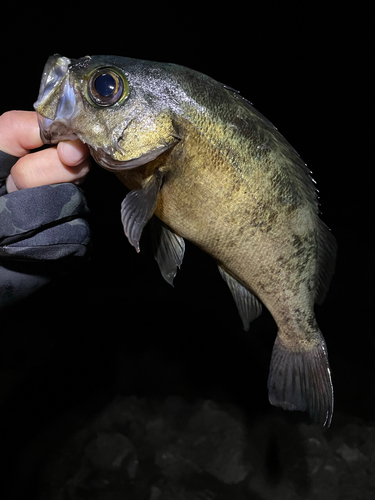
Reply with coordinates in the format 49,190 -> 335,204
267,332 -> 333,426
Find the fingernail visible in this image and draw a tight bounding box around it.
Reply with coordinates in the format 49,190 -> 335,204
59,140 -> 88,166
6,174 -> 18,193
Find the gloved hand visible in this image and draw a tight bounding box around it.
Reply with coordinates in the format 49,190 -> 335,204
0,111 -> 91,309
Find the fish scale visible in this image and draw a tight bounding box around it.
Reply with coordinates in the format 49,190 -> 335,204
34,54 -> 336,426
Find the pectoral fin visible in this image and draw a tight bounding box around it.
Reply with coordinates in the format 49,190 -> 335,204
121,170 -> 163,252
218,266 -> 262,331
151,217 -> 185,286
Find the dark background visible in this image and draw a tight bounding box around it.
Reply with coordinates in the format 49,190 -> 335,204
0,3 -> 372,497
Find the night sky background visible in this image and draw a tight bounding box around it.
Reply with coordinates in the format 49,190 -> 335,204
0,4 -> 372,497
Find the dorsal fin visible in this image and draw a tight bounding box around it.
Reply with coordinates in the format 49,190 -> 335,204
315,219 -> 337,304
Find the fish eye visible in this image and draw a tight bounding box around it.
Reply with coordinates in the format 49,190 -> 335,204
87,68 -> 129,107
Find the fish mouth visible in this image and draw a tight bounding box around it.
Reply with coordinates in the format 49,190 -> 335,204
37,114 -> 78,144
34,54 -> 80,144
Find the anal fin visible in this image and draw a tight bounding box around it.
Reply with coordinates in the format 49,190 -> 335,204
267,334 -> 334,426
121,170 -> 163,252
218,265 -> 262,331
151,217 -> 185,285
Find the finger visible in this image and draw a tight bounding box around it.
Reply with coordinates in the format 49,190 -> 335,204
57,139 -> 90,167
0,111 -> 42,157
7,147 -> 91,191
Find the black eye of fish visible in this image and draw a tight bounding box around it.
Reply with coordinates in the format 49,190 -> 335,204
88,68 -> 129,107
95,73 -> 116,96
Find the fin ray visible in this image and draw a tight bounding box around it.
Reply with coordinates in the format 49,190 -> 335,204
120,170 -> 163,252
218,265 -> 262,330
152,217 -> 185,285
315,220 -> 337,304
267,334 -> 334,426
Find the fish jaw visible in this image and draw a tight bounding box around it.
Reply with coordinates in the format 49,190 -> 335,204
89,141 -> 179,172
36,114 -> 78,144
34,54 -> 80,144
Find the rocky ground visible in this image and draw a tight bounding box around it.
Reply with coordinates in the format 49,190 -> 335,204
9,397 -> 375,500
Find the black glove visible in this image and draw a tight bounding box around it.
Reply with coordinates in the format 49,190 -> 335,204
0,150 -> 91,309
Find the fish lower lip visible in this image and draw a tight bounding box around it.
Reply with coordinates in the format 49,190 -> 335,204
37,114 -> 77,144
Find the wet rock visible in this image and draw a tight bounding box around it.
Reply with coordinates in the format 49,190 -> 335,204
84,432 -> 137,474
248,417 -> 339,500
155,400 -> 251,484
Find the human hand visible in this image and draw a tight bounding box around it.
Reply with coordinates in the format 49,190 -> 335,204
0,110 -> 90,192
0,110 -> 91,309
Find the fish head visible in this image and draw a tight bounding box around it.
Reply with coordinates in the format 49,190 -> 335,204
34,54 -> 180,171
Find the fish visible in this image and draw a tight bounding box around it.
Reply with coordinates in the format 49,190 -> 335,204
34,54 -> 337,426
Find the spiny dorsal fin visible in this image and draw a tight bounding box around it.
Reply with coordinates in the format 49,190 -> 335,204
120,170 -> 163,252
218,265 -> 262,331
151,217 -> 185,286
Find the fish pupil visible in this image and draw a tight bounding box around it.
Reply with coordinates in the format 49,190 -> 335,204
94,73 -> 116,96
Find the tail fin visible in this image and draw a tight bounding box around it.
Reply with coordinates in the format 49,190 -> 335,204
267,334 -> 333,426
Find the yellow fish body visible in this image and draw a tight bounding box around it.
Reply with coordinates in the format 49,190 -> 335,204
34,55 -> 337,425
